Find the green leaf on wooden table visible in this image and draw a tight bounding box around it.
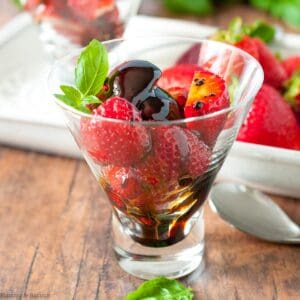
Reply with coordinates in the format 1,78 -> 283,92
124,277 -> 194,300
163,0 -> 213,15
75,39 -> 109,97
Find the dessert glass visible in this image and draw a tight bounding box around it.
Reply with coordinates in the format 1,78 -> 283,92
49,37 -> 263,279
25,0 -> 141,59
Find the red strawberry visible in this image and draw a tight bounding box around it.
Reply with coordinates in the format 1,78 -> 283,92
235,35 -> 260,61
184,70 -> 230,146
184,70 -> 229,117
149,126 -> 190,180
182,129 -> 211,178
80,97 -> 151,166
253,38 -> 287,89
157,64 -> 203,91
97,96 -> 141,120
238,84 -> 300,150
102,166 -> 143,201
282,56 -> 300,77
140,126 -> 211,181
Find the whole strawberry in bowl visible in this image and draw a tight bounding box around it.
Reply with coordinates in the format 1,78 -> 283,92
211,18 -> 300,199
49,37 -> 263,279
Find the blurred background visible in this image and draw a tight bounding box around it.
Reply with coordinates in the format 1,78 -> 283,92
2,0 -> 300,32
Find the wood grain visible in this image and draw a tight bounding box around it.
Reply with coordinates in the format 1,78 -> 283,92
0,0 -> 300,299
0,146 -> 299,299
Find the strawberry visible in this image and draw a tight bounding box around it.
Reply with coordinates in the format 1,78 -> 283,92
80,97 -> 151,166
234,35 -> 260,61
212,18 -> 286,89
238,84 -> 300,150
149,126 -> 189,180
184,70 -> 229,116
157,64 -> 203,92
282,56 -> 300,77
102,166 -> 143,200
182,129 -> 211,177
253,38 -> 287,89
67,0 -> 115,20
140,126 -> 211,181
97,96 -> 142,120
184,70 -> 230,146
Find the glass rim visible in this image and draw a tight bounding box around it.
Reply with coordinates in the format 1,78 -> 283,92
49,36 -> 264,124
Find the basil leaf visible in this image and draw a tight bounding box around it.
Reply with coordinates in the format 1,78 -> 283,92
78,104 -> 92,114
54,94 -> 75,106
54,39 -> 108,114
60,85 -> 82,102
75,39 -> 109,97
124,277 -> 194,300
82,95 -> 101,105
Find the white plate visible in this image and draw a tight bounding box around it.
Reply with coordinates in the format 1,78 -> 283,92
0,13 -> 299,198
219,142 -> 300,199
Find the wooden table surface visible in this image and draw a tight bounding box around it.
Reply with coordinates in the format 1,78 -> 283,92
0,1 -> 300,299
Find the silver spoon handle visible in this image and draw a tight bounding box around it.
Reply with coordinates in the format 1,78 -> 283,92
284,236 -> 300,244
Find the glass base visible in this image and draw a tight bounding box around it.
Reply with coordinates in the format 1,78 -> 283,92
112,209 -> 205,279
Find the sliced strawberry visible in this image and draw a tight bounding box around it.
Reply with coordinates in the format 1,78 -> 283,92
184,70 -> 229,116
157,64 -> 203,92
80,97 -> 151,166
238,84 -> 300,150
253,38 -> 287,89
282,56 -> 300,77
184,70 -> 230,146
